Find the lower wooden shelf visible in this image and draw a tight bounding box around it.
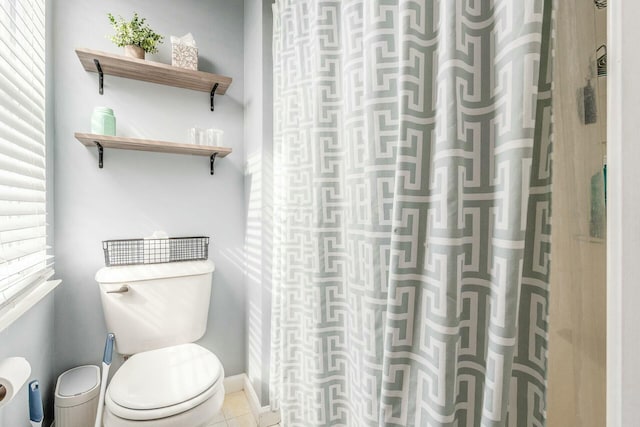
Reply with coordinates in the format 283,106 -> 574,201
74,133 -> 232,175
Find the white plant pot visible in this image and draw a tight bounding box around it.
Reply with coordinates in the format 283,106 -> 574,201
124,45 -> 145,59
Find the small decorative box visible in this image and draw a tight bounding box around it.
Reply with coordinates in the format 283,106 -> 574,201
172,44 -> 198,70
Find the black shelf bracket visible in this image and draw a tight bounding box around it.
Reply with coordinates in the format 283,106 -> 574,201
94,59 -> 104,95
210,152 -> 218,175
95,142 -> 104,168
210,83 -> 219,111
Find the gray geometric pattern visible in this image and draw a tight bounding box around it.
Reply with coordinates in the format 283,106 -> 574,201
271,1 -> 553,426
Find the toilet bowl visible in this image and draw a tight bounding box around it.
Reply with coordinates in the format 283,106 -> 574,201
95,261 -> 223,427
102,344 -> 225,427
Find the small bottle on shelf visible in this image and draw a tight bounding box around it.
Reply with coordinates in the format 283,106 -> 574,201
91,107 -> 116,136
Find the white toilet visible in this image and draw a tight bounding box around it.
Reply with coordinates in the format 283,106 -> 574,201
95,260 -> 224,427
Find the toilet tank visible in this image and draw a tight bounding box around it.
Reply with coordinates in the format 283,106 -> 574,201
95,260 -> 215,355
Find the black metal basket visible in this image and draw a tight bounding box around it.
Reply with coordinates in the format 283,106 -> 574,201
103,236 -> 209,266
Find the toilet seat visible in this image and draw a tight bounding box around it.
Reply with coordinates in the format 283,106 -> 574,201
103,390 -> 225,427
105,343 -> 224,421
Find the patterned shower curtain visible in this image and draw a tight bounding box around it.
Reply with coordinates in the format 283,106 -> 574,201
271,1 -> 553,426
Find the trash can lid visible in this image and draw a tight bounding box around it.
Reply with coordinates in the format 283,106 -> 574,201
55,365 -> 100,403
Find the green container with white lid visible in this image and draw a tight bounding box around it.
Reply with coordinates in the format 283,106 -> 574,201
91,107 -> 116,136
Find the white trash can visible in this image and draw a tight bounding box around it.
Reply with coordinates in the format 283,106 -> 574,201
54,365 -> 100,427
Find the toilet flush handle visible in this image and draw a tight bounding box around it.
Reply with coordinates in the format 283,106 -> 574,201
107,285 -> 129,294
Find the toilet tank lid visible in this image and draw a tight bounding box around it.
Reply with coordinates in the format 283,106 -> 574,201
95,260 -> 215,283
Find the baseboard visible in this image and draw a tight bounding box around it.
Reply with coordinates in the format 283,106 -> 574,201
223,373 -> 246,393
243,374 -> 281,427
222,373 -> 280,427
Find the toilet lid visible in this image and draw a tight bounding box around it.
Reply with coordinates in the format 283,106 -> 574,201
108,343 -> 223,411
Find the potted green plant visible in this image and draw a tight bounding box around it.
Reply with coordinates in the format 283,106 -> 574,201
107,12 -> 163,59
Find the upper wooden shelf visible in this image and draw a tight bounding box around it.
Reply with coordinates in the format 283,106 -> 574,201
75,133 -> 232,175
75,48 -> 232,109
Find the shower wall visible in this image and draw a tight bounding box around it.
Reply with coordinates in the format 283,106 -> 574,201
548,1 -> 607,426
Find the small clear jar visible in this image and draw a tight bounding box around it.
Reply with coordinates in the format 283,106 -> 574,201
188,127 -> 205,145
205,129 -> 224,146
91,107 -> 116,136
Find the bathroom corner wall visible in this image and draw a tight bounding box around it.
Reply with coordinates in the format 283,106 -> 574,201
52,0 -> 246,380
243,0 -> 274,406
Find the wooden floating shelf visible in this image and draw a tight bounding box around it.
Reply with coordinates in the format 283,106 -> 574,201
75,48 -> 232,110
75,133 -> 232,175
75,133 -> 232,157
75,48 -> 232,94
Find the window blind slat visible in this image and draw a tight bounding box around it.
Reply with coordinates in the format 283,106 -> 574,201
0,67 -> 45,115
0,170 -> 45,192
0,215 -> 45,232
0,185 -> 45,203
0,52 -> 45,103
0,267 -> 54,309
0,5 -> 46,77
0,33 -> 45,79
0,0 -> 48,308
0,47 -> 45,93
0,251 -> 49,285
0,57 -> 44,104
0,105 -> 45,144
0,78 -> 46,130
0,201 -> 45,215
0,255 -> 48,290
0,225 -> 45,244
0,135 -> 45,165
0,2 -> 45,50
0,1 -> 46,36
0,239 -> 46,264
0,147 -> 46,180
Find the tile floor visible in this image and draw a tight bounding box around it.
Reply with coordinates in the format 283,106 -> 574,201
206,391 -> 280,427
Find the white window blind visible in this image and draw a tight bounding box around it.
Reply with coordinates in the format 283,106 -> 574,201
0,0 -> 51,309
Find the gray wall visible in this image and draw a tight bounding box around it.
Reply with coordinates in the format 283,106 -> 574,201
52,0 -> 246,379
243,0 -> 273,406
608,1 -> 640,425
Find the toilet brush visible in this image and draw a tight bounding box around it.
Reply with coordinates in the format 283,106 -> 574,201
94,333 -> 115,427
28,380 -> 43,427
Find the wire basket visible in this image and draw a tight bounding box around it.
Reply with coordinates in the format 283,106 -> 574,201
103,236 -> 209,266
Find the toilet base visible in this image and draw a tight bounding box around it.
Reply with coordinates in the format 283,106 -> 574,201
103,386 -> 224,427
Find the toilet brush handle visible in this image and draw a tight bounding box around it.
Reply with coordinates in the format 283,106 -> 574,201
29,380 -> 43,427
103,334 -> 115,365
94,334 -> 115,427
